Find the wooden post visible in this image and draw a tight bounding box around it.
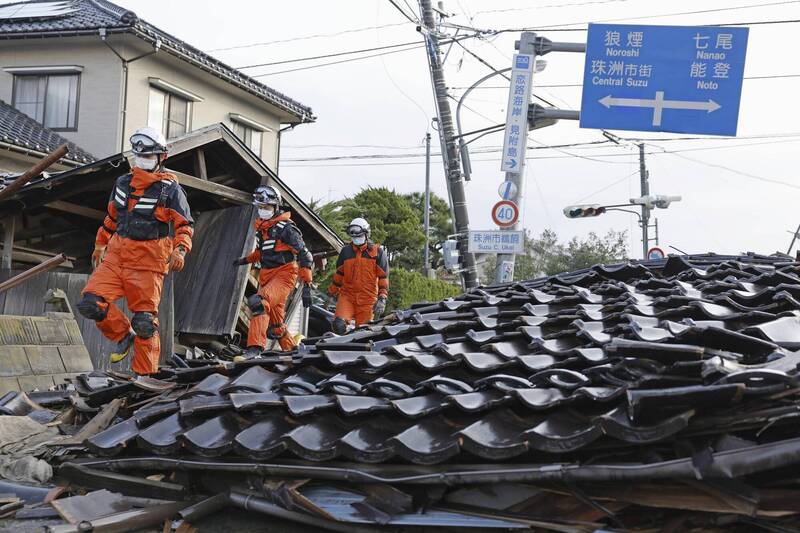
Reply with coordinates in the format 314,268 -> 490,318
1,216 -> 15,269
159,272 -> 175,365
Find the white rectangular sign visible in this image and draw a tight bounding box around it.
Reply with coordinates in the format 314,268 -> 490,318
468,230 -> 524,254
500,53 -> 534,173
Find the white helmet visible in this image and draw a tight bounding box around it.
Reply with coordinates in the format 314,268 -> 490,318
253,185 -> 282,208
347,217 -> 370,238
130,127 -> 168,155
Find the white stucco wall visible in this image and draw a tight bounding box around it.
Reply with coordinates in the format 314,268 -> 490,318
0,33 -> 293,170
125,49 -> 282,168
0,36 -> 123,159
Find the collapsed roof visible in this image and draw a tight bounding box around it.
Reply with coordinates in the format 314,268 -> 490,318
31,252 -> 800,530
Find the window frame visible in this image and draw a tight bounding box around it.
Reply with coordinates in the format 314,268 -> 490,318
229,113 -> 271,158
147,86 -> 193,139
11,72 -> 81,131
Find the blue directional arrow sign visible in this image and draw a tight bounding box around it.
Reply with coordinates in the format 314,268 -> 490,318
501,53 -> 534,172
580,24 -> 748,136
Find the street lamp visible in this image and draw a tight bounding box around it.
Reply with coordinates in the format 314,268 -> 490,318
563,195 -> 681,256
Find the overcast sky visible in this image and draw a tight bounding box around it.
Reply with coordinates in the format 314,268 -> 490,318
114,0 -> 800,258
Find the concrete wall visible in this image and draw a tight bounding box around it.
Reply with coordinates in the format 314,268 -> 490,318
0,311 -> 93,394
126,50 -> 281,168
0,36 -> 123,159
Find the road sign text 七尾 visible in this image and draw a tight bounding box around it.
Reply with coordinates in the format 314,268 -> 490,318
580,23 -> 748,136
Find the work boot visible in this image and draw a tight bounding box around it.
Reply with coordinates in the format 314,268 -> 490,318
110,331 -> 136,363
244,346 -> 262,359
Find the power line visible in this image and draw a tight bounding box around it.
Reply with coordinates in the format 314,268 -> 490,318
236,40 -> 421,69
507,18 -> 800,32
386,0 -> 420,23
251,43 -> 424,77
529,0 -> 800,29
249,33 -> 477,77
207,22 -> 409,52
473,0 -> 630,17
657,149 -> 800,191
573,169 -> 640,203
449,38 -> 559,107
281,138 -> 800,165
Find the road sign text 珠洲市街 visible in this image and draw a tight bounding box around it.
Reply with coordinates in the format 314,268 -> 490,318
580,23 -> 748,136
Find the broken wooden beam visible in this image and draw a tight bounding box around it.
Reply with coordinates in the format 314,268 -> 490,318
0,144 -> 69,203
0,253 -> 67,293
45,200 -> 106,220
165,169 -> 250,204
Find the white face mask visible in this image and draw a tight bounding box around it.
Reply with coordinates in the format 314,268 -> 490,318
134,156 -> 158,171
258,208 -> 275,219
352,235 -> 366,246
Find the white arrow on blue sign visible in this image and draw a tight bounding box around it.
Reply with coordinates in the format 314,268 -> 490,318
580,23 -> 748,136
501,53 -> 534,172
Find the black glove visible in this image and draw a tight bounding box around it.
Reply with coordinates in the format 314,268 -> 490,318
373,296 -> 387,317
232,257 -> 248,266
302,284 -> 312,308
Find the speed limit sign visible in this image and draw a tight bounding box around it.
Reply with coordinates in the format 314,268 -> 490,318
492,200 -> 519,228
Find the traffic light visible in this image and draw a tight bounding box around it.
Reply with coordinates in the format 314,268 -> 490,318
442,239 -> 460,271
630,195 -> 682,209
563,204 -> 606,218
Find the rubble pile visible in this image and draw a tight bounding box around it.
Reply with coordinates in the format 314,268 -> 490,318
5,254 -> 800,531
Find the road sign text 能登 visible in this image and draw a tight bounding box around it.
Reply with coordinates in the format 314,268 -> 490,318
580,23 -> 748,136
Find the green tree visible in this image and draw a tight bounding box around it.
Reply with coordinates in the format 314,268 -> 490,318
481,228 -> 628,284
402,192 -> 452,271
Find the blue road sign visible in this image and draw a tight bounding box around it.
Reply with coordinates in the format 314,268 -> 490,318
580,24 -> 748,136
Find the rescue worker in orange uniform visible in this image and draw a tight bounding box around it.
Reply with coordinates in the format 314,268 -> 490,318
327,218 -> 389,334
233,185 -> 313,357
77,127 -> 193,375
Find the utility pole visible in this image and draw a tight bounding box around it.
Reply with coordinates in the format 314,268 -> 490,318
638,143 -> 650,259
418,0 -> 478,289
423,131 -> 432,278
494,32 -> 538,285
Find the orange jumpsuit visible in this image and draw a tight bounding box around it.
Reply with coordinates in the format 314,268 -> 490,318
244,211 -> 313,351
78,168 -> 193,375
328,242 -> 389,328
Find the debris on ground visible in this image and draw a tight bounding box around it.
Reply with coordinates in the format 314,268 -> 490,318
3,254 -> 800,531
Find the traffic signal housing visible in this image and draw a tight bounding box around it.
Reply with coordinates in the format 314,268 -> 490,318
563,204 -> 606,218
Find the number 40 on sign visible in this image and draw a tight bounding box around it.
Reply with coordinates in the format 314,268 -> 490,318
492,200 -> 519,228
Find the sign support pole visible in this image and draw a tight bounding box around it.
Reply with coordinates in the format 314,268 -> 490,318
638,142 -> 650,259
494,32 -> 538,285
423,131 -> 432,279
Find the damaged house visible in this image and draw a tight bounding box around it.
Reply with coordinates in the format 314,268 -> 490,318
2,254 -> 800,531
0,0 -> 342,387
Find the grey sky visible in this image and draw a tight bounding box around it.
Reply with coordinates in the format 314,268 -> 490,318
116,0 -> 800,257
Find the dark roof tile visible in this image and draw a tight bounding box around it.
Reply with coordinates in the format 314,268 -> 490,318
0,100 -> 94,163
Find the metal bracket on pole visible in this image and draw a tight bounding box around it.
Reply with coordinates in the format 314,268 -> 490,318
528,104 -> 580,129
532,37 -> 587,55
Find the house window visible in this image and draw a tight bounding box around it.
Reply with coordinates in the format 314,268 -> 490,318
12,73 -> 79,130
231,121 -> 263,157
148,87 -> 191,138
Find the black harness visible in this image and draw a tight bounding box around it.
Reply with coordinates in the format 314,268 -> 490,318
113,174 -> 172,241
257,220 -> 296,269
